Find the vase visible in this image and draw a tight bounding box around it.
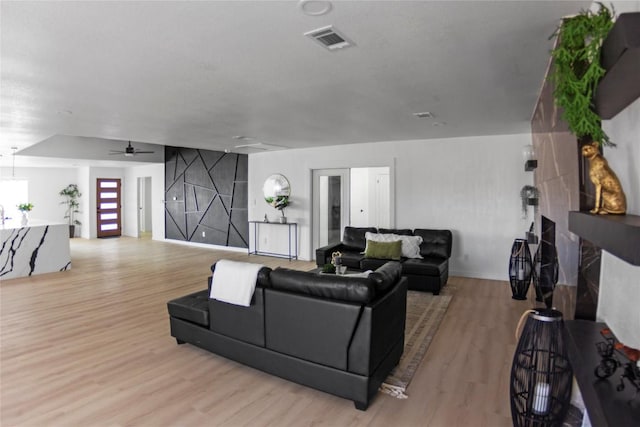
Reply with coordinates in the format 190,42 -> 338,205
21,211 -> 29,226
279,216 -> 287,224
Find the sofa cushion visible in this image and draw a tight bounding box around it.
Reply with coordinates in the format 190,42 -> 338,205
368,261 -> 403,293
378,228 -> 413,236
338,251 -> 365,269
270,268 -> 377,303
167,290 -> 210,326
342,227 -> 377,251
360,257 -> 389,272
364,240 -> 402,260
414,229 -> 453,259
402,258 -> 448,276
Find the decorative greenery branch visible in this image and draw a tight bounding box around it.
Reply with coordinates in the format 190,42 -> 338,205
59,184 -> 82,226
549,2 -> 614,146
265,195 -> 289,217
520,185 -> 539,217
17,203 -> 34,212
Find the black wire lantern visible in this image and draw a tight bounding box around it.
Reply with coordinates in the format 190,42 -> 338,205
509,239 -> 533,300
510,309 -> 573,427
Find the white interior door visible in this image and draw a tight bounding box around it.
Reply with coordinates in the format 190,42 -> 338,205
312,169 -> 350,250
374,172 -> 390,228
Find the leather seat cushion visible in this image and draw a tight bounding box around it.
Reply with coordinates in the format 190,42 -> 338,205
338,251 -> 365,269
378,228 -> 413,236
342,227 -> 377,251
402,258 -> 448,276
167,290 -> 210,326
414,229 -> 453,259
360,257 -> 389,271
369,261 -> 403,293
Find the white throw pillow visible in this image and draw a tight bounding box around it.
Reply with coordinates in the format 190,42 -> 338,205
364,232 -> 423,259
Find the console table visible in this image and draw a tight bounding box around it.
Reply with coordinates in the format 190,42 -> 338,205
248,221 -> 298,261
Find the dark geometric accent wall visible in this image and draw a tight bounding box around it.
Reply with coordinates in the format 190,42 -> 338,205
164,146 -> 248,248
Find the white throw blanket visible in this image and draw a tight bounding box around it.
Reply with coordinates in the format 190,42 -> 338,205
210,260 -> 265,307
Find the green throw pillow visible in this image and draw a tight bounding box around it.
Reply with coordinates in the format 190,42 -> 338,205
364,239 -> 402,260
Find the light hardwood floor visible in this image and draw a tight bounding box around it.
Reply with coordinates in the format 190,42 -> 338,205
1,237 -> 545,426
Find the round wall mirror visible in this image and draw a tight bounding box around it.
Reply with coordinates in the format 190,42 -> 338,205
263,174 -> 291,207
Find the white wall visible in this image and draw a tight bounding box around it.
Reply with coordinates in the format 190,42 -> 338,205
0,167 -> 81,225
249,133 -> 534,280
597,95 -> 640,349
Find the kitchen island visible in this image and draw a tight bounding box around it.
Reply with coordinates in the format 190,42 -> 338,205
0,220 -> 71,280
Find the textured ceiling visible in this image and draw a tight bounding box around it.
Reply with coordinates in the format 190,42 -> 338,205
0,1 -> 590,166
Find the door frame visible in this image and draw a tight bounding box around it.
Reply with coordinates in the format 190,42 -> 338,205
96,178 -> 122,238
137,176 -> 152,237
312,168 -> 350,251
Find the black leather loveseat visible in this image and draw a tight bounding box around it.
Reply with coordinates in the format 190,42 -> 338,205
316,227 -> 452,295
167,261 -> 407,410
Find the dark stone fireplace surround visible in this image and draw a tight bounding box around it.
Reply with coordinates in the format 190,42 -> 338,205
530,12 -> 640,426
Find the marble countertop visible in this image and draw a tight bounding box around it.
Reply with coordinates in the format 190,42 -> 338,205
1,219 -> 67,230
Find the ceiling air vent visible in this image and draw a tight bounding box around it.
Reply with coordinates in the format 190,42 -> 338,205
304,25 -> 354,51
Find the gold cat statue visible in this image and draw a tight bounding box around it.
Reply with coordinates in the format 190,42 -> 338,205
581,142 -> 626,215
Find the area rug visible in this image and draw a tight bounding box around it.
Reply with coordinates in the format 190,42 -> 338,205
380,285 -> 455,399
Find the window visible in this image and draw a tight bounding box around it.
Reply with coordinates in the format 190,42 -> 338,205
0,179 -> 29,221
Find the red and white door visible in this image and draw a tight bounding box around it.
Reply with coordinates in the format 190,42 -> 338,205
97,178 -> 121,238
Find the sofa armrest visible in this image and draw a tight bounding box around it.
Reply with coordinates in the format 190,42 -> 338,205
348,277 -> 408,376
315,242 -> 347,266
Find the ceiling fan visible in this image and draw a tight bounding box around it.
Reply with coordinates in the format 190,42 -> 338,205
109,141 -> 155,157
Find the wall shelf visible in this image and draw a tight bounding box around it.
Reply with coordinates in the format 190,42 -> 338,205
594,12 -> 640,119
568,211 -> 640,265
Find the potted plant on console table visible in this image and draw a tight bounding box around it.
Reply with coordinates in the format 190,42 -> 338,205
59,184 -> 81,238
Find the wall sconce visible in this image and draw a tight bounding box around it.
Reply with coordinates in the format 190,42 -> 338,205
523,144 -> 538,171
510,309 -> 573,427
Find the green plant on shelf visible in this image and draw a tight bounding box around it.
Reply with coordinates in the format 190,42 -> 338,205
549,2 -> 615,146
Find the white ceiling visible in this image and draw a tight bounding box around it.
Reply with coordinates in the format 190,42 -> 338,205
0,0 -> 590,167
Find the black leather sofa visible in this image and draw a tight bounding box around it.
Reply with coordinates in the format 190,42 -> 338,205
316,227 -> 452,295
167,261 -> 407,410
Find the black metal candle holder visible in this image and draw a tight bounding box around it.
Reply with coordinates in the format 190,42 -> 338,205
510,309 -> 573,427
509,239 -> 533,300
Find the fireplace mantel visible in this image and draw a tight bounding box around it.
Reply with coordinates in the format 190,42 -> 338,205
568,211 -> 640,266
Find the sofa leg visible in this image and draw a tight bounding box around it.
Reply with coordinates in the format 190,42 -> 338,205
354,401 -> 369,411
176,338 -> 186,345
432,290 -> 440,296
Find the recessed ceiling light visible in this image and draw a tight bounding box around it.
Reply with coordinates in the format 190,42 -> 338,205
413,112 -> 435,118
432,121 -> 447,127
298,0 -> 332,16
